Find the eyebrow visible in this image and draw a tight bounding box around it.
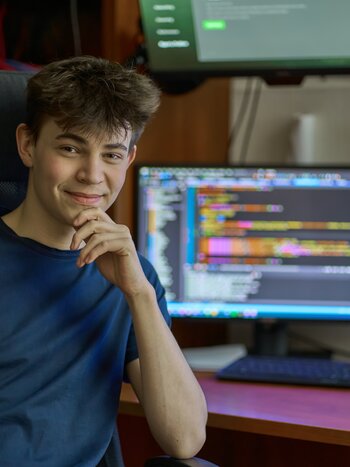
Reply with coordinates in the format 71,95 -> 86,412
55,133 -> 129,151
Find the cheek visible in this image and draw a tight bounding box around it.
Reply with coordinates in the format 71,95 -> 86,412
110,168 -> 127,191
36,158 -> 71,185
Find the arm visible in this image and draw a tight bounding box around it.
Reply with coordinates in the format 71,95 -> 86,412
125,287 -> 207,459
71,208 -> 208,459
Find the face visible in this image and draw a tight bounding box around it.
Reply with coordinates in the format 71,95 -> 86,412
17,119 -> 136,228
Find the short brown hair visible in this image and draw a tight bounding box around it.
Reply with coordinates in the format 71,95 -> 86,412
26,55 -> 161,149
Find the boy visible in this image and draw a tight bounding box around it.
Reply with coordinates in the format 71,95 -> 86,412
0,56 -> 207,466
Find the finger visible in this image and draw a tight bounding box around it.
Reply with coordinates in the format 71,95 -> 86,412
71,220 -> 106,250
81,228 -> 131,259
70,218 -> 121,251
77,232 -> 131,267
73,208 -> 112,229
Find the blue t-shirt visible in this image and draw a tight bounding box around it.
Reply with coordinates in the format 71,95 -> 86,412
0,219 -> 170,466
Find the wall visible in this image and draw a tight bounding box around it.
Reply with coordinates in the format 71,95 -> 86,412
229,76 -> 350,166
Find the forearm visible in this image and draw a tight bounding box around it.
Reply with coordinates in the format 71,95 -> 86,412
126,286 -> 208,459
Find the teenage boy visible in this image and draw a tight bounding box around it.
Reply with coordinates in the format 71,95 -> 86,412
0,55 -> 207,466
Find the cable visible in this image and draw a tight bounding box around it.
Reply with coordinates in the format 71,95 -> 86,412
70,0 -> 82,56
227,78 -> 253,163
238,78 -> 263,165
288,329 -> 350,359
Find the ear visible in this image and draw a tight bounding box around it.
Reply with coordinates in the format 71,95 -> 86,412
16,123 -> 35,168
127,145 -> 137,168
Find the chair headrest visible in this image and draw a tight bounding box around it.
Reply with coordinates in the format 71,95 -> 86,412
0,70 -> 33,182
0,70 -> 34,214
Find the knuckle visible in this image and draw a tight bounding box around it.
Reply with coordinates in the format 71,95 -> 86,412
99,239 -> 109,250
119,225 -> 130,235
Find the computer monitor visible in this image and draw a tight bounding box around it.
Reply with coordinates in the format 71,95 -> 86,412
135,165 -> 350,355
139,0 -> 350,82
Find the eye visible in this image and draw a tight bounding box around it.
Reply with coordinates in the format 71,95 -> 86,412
103,153 -> 124,162
60,145 -> 79,155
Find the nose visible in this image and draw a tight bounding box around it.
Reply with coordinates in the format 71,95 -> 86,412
76,156 -> 104,185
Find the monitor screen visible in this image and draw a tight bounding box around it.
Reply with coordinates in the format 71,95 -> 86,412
135,165 -> 350,322
139,0 -> 350,79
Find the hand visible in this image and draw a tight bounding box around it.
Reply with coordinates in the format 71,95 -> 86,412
70,207 -> 150,297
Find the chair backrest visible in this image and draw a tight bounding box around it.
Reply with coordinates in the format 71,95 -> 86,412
0,70 -> 34,215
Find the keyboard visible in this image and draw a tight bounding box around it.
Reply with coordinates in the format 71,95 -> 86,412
216,355 -> 350,388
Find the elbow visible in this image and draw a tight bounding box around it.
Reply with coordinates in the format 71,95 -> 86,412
163,423 -> 207,460
168,395 -> 208,459
148,390 -> 208,460
177,427 -> 207,460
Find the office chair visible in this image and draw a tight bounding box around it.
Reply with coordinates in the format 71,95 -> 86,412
0,70 -> 218,467
0,70 -> 29,215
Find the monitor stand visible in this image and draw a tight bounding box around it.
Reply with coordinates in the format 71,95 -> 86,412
253,321 -> 288,356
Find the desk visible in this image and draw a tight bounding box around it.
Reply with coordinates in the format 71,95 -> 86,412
118,373 -> 350,467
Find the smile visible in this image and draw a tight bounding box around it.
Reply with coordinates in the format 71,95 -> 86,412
65,191 -> 104,206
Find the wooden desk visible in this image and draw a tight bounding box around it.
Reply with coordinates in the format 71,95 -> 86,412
118,373 -> 350,467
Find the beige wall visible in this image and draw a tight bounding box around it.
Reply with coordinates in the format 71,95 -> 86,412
229,76 -> 350,166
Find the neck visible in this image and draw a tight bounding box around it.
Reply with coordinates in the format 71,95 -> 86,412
2,201 -> 75,250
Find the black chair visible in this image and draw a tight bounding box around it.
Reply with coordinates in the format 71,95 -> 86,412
0,70 -> 218,467
0,70 -> 30,215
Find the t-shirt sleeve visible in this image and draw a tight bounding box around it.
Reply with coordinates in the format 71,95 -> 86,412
123,254 -> 171,381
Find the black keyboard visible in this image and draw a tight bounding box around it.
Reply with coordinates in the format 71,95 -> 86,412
216,355 -> 350,388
